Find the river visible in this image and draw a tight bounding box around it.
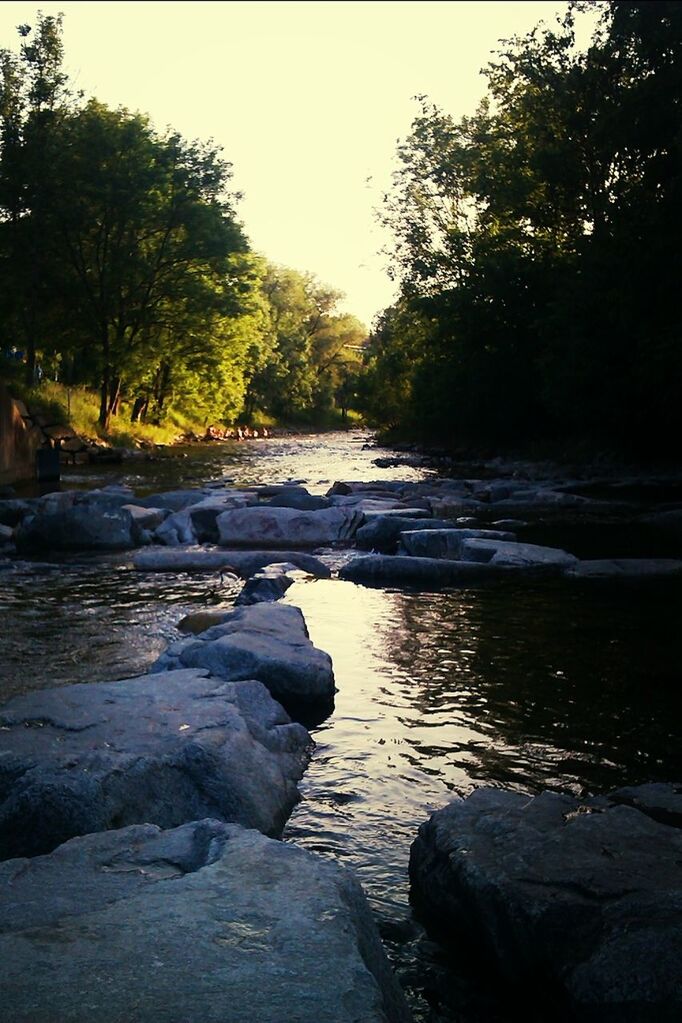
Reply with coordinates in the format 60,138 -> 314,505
2,431 -> 681,1021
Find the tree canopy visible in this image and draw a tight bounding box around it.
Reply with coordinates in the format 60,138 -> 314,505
363,1 -> 682,459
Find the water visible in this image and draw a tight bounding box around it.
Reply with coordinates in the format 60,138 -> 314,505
2,432 -> 681,1021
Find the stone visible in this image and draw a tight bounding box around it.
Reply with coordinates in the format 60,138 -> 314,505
399,527 -> 517,559
566,558 -> 682,581
339,554 -> 504,587
189,494 -> 257,542
355,516 -> 454,554
0,820 -> 411,1023
0,523 -> 13,544
154,509 -> 197,546
0,499 -> 32,528
14,505 -> 142,553
609,783 -> 682,829
361,506 -> 433,519
267,487 -> 331,511
152,603 -> 335,720
137,489 -> 211,512
410,786 -> 682,1022
217,506 -> 363,547
0,668 -> 311,860
459,538 -> 578,572
133,547 -> 331,578
234,563 -> 300,606
121,503 -> 170,530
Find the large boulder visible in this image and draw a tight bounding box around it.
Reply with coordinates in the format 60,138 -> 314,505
410,787 -> 682,1022
339,554 -> 504,588
356,516 -> 454,554
15,505 -> 142,553
399,527 -> 516,559
459,538 -> 578,572
0,668 -> 311,860
152,602 -> 335,720
0,820 -> 411,1023
133,546 -> 331,578
217,506 -> 363,547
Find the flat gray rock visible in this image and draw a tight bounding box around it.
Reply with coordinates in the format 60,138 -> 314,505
235,563 -> 301,606
0,820 -> 411,1023
153,603 -> 335,719
566,558 -> 682,580
399,527 -> 516,559
410,787 -> 682,1021
217,506 -> 363,547
459,538 -> 578,572
339,554 -> 504,588
0,669 -> 311,859
133,546 -> 331,578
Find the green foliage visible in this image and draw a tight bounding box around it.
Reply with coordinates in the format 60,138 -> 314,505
0,14 -> 366,435
369,1 -> 682,459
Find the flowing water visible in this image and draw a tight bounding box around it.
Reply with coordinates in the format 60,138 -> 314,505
2,432 -> 681,1021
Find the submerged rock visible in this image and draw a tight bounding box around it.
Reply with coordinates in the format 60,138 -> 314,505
0,820 -> 411,1023
410,786 -> 682,1022
152,602 -> 335,719
217,505 -> 363,547
0,668 -> 311,860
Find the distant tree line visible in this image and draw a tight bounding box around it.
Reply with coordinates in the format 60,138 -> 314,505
0,14 -> 366,430
362,1 -> 682,459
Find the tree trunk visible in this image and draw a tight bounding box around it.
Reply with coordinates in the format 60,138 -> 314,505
99,364 -> 111,429
130,396 -> 146,423
24,340 -> 36,389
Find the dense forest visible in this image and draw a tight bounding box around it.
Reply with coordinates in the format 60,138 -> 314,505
364,0 -> 682,459
0,14 -> 366,432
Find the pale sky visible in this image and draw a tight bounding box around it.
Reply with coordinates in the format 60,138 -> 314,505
0,1 -> 574,327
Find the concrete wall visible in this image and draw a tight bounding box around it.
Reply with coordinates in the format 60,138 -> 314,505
0,382 -> 41,485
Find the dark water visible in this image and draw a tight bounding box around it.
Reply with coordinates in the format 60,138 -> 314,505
2,433 -> 681,1021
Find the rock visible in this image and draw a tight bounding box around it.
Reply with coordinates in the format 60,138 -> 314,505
339,554 -> 504,588
0,499 -> 32,528
121,503 -> 170,530
152,603 -> 335,720
133,547 -> 331,578
154,508 -> 197,546
609,783 -> 682,829
0,820 -> 411,1023
428,496 -> 484,518
640,508 -> 682,538
410,786 -> 682,1022
15,505 -> 142,553
235,563 -> 300,606
399,528 -> 517,559
137,489 -> 210,512
189,494 -> 257,542
217,506 -> 363,547
459,538 -> 578,572
566,558 -> 682,580
362,506 -> 433,519
267,487 -> 331,511
355,516 -> 454,553
178,610 -> 233,634
0,668 -> 311,860
0,523 -> 14,544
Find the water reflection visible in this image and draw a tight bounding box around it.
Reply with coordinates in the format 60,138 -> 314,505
283,577 -> 682,1018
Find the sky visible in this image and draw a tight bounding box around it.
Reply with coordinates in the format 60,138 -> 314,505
0,1 -> 574,327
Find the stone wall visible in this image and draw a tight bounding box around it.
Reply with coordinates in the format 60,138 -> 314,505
0,382 -> 43,485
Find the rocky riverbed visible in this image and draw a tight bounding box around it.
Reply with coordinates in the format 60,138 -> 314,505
1,433 -> 681,1021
